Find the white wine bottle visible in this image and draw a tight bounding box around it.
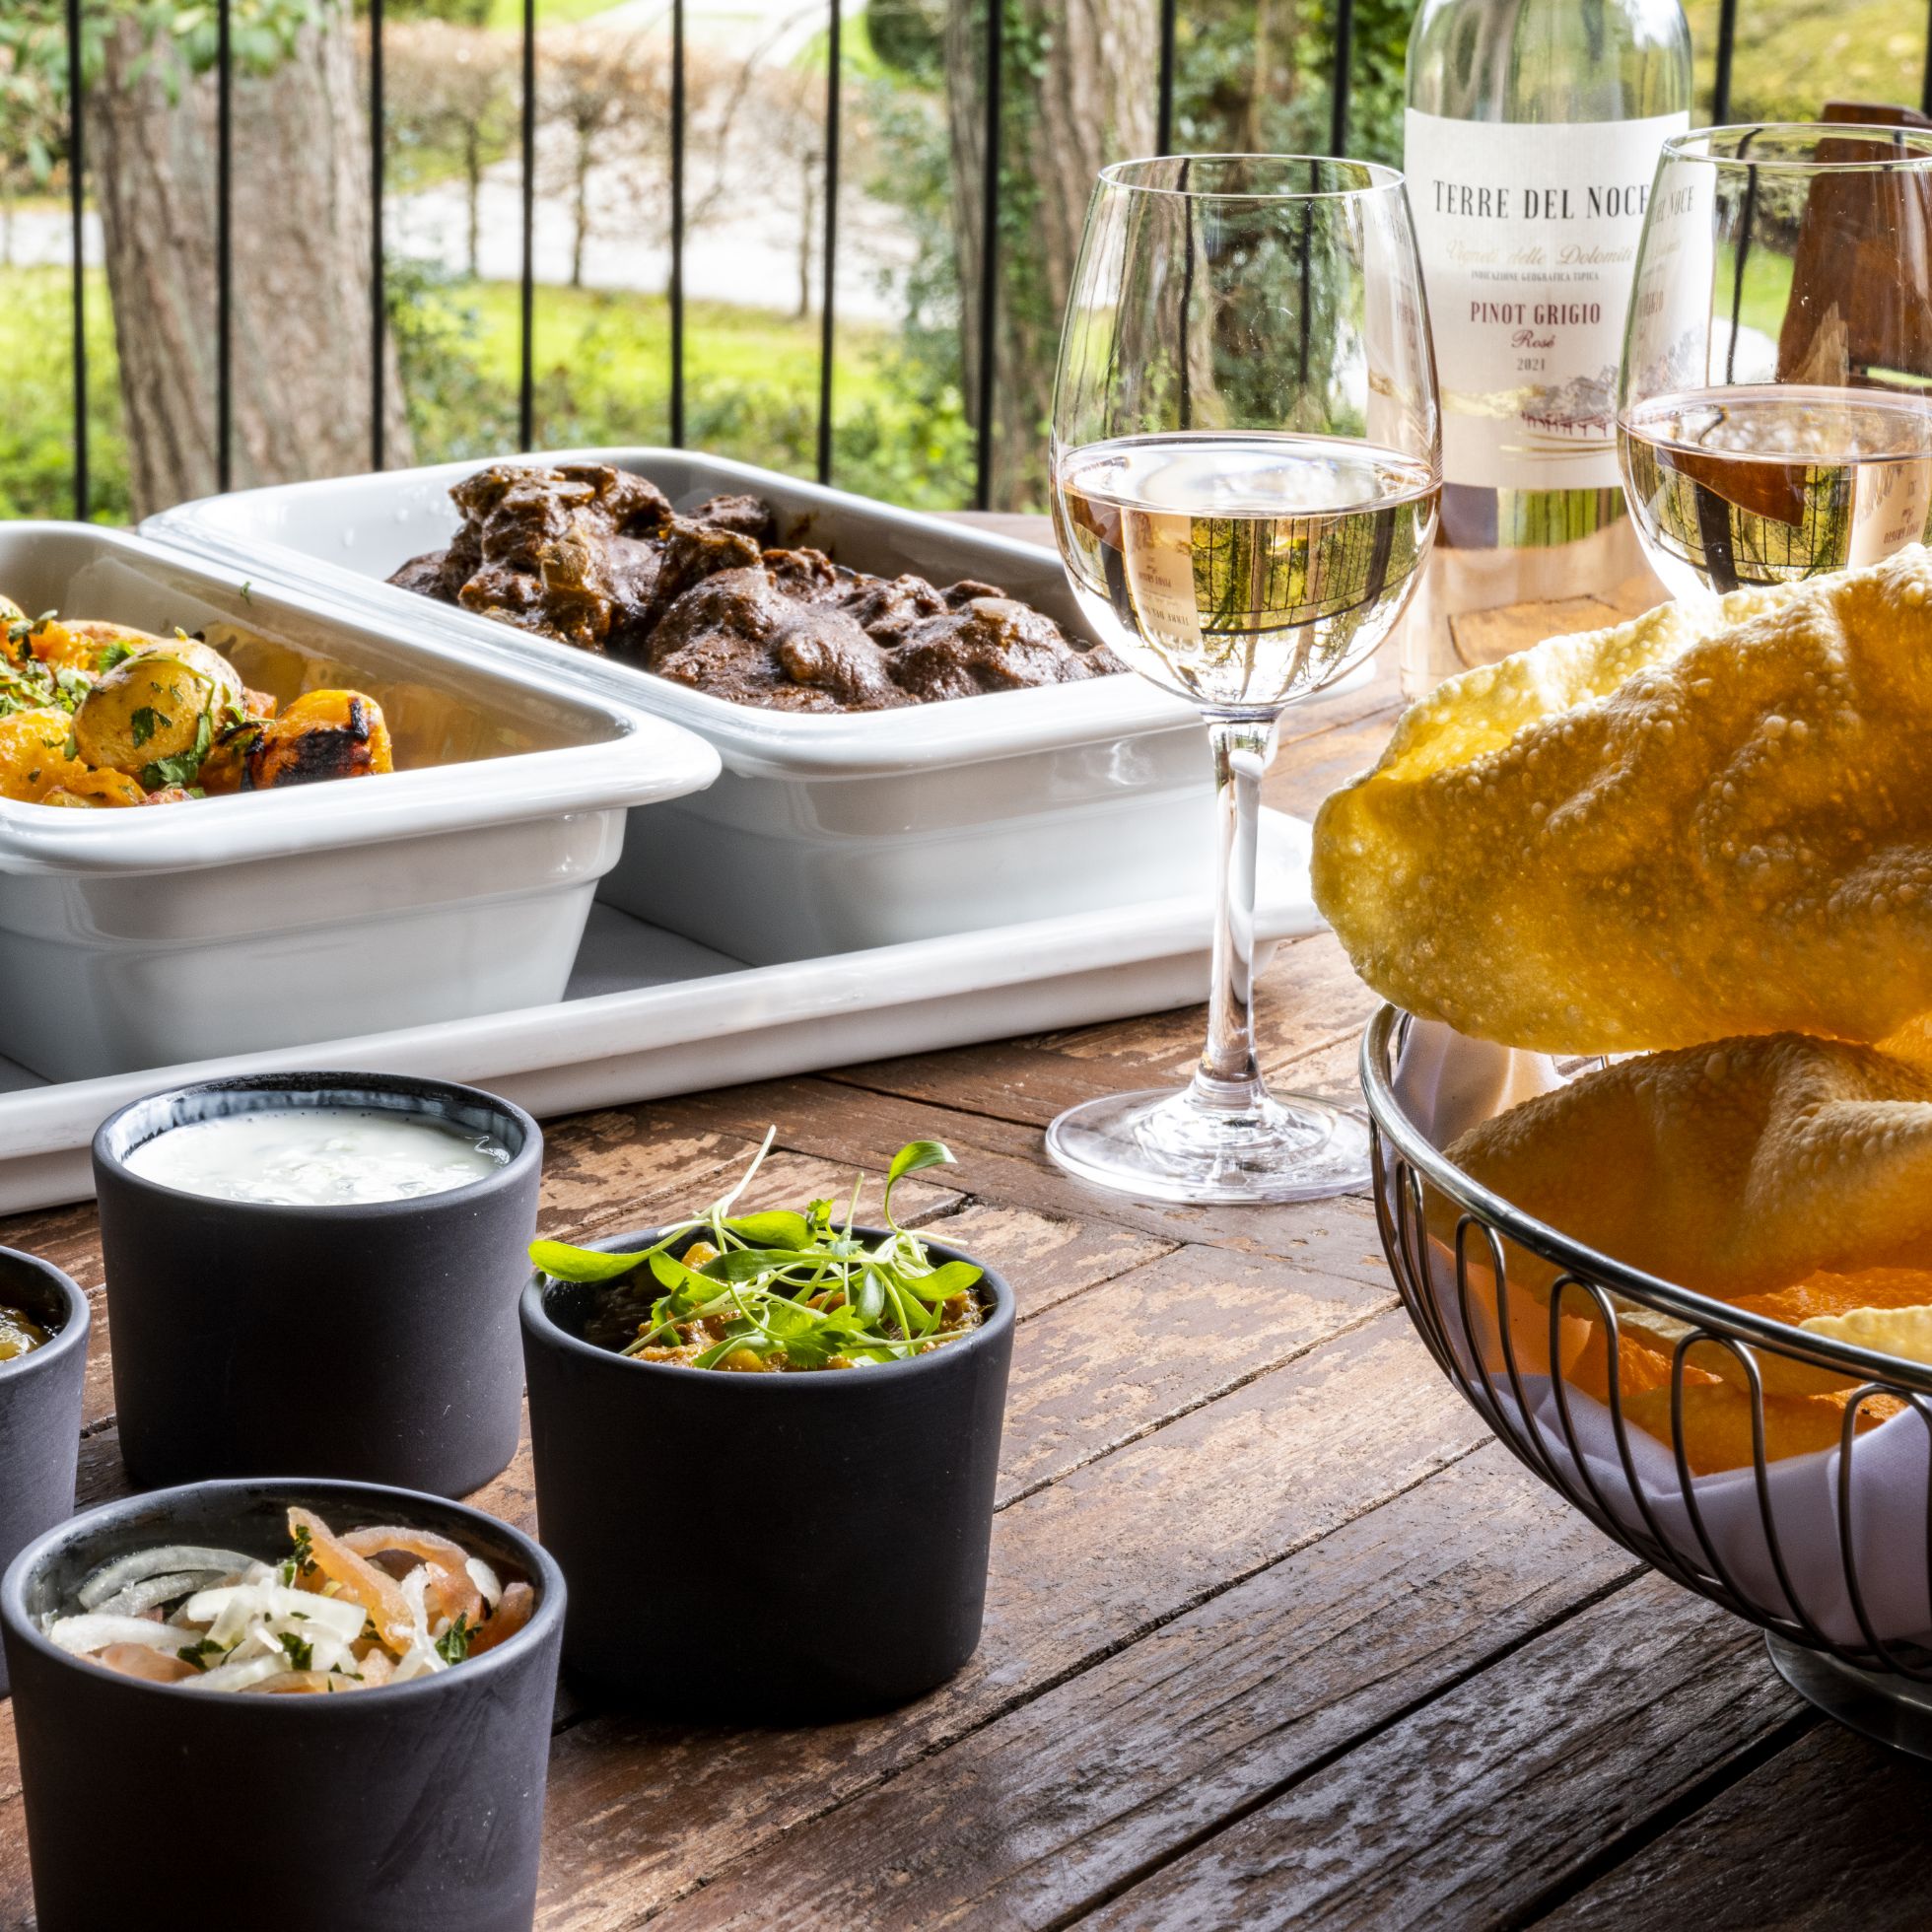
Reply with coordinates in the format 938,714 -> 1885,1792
1403,0 -> 1691,691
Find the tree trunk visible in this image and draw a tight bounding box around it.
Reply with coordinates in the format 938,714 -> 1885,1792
571,137 -> 590,289
465,131 -> 483,280
797,156 -> 816,320
90,1 -> 411,518
944,0 -> 1156,509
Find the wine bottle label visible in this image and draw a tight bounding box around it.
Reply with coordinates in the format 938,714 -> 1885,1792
1405,107 -> 1689,493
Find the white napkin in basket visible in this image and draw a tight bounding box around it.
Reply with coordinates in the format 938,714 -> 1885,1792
1386,1016 -> 1932,1650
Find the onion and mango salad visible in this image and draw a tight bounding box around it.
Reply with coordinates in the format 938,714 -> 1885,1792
43,1508 -> 534,1691
531,1133 -> 987,1371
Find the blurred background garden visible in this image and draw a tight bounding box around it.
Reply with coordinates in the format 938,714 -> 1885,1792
0,0 -> 1924,522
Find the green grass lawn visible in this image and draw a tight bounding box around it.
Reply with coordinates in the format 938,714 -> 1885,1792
1686,0 -> 1928,117
0,263 -> 972,521
483,0 -> 632,32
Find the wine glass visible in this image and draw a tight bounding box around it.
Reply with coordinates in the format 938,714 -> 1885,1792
1047,155 -> 1441,1206
1619,122 -> 1932,598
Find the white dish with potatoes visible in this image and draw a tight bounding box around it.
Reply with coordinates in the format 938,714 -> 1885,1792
0,523 -> 720,1082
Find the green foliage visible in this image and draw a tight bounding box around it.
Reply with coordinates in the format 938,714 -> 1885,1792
1683,0 -> 1925,121
0,268 -> 128,523
388,263 -> 973,509
374,0 -> 492,24
863,0 -> 945,82
4,0 -> 327,94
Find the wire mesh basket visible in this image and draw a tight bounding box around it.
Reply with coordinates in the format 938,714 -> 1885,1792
1361,1003 -> 1932,1756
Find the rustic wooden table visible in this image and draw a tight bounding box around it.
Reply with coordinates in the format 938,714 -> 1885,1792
3,528 -> 1926,1930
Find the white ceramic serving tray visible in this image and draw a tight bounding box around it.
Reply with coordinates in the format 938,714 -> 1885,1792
149,452 -> 1367,963
0,524 -> 721,1082
0,808 -> 1321,1212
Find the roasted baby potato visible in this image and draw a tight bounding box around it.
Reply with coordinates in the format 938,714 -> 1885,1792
199,689 -> 392,793
33,618 -> 168,675
70,641 -> 243,778
0,708 -> 101,804
39,770 -> 150,808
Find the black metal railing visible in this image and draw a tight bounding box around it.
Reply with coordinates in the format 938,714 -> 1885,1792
49,0 -> 1932,523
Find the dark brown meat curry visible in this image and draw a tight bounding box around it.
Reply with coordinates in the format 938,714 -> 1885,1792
389,462 -> 1123,713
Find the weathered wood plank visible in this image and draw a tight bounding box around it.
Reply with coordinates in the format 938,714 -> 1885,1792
996,1241 -> 1392,1506
827,1041 -> 1141,1130
644,1442 -> 1637,1931
1042,932 -> 1377,1083
539,1129 -> 965,1244
1540,1718 -> 1932,1931
914,1201 -> 1175,1320
529,1310 -> 1488,1928
1448,592 -> 1624,669
1082,1572 -> 1805,1930
641,1077 -> 1395,1271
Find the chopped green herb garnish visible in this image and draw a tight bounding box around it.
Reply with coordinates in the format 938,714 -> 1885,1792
140,709 -> 214,791
279,1520 -> 316,1585
128,706 -> 168,748
435,1614 -> 471,1665
96,640 -> 136,675
277,1630 -> 314,1671
529,1133 -> 983,1372
176,1637 -> 228,1672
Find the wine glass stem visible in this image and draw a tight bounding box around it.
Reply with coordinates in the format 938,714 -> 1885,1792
1193,711 -> 1276,1113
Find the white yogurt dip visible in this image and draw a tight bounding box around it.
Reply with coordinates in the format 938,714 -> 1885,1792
124,1107 -> 512,1207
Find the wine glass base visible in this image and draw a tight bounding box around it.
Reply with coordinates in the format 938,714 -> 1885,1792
1045,1085 -> 1371,1206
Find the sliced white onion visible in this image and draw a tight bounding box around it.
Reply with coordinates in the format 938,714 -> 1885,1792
92,1571 -> 224,1619
181,1583 -> 366,1646
77,1546 -> 255,1610
43,1613 -> 197,1656
465,1556 -> 503,1611
185,1651 -> 290,1692
399,1567 -> 434,1651
389,1641 -> 446,1684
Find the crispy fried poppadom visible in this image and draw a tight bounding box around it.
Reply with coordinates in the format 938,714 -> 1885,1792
1314,548 -> 1932,1053
1445,1032 -> 1932,1299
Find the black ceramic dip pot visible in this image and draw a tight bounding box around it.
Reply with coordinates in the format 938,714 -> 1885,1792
94,1072 -> 541,1496
0,1250 -> 90,1698
522,1223 -> 1014,1717
1,1477 -> 564,1932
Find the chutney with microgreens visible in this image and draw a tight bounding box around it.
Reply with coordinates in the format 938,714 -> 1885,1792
530,1132 -> 987,1372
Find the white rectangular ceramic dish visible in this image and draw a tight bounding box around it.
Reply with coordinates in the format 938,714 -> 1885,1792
0,807 -> 1322,1211
0,524 -> 721,1082
148,449 -> 1224,962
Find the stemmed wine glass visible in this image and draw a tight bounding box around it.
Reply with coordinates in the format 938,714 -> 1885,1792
1619,123 -> 1932,597
1047,156 -> 1441,1205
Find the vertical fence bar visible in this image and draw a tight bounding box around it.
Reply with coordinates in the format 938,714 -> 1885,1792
1328,0 -> 1354,157
815,0 -> 841,483
1922,0 -> 1932,118
369,0 -> 386,470
65,0 -> 88,520
1712,0 -> 1738,124
669,0 -> 687,447
973,0 -> 1003,512
518,0 -> 536,448
217,0 -> 234,493
1155,0 -> 1177,156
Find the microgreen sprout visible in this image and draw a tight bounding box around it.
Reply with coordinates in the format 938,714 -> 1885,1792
529,1133 -> 982,1371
